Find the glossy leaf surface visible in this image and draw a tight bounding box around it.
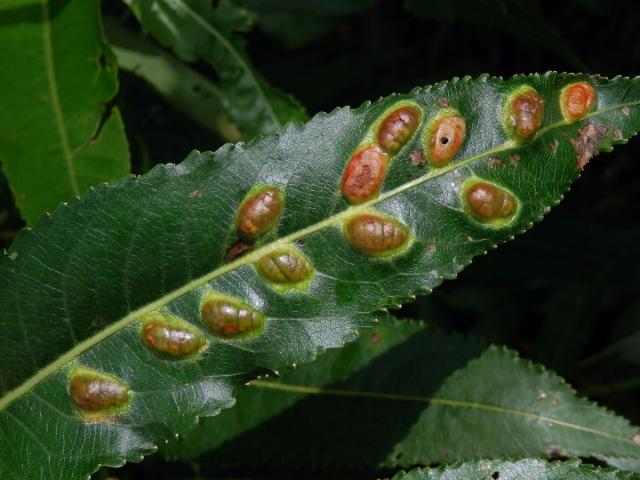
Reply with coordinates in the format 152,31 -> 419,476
1,73 -> 640,479
0,0 -> 130,225
391,459 -> 640,480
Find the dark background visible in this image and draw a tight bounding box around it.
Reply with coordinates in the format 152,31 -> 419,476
3,1 -> 639,478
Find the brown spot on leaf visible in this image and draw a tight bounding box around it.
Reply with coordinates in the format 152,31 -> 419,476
188,190 -> 203,198
8,252 -> 18,261
466,235 -> 473,241
224,240 -> 254,263
509,154 -> 520,166
537,390 -> 547,401
549,139 -> 559,155
438,97 -> 449,108
427,243 -> 437,253
296,238 -> 305,246
487,156 -> 503,168
570,121 -> 609,170
547,444 -> 564,459
613,129 -> 623,141
371,332 -> 381,345
341,146 -> 388,204
377,106 -> 422,154
427,114 -> 466,167
633,434 -> 640,445
409,150 -> 424,166
622,106 -> 631,117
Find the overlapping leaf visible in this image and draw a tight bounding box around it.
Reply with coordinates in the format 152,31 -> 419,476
123,0 -> 308,138
391,459 -> 640,480
1,73 -> 639,479
0,0 -> 129,225
0,0 -> 130,226
163,317 -> 640,472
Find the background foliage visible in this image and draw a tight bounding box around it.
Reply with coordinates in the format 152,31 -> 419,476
1,0 -> 639,479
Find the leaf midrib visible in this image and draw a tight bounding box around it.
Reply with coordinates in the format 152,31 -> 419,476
248,379 -> 640,448
1,100 -> 636,412
41,0 -> 80,196
173,0 -> 280,130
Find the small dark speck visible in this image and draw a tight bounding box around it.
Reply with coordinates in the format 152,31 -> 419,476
492,472 -> 500,479
296,239 -> 305,246
409,150 -> 424,166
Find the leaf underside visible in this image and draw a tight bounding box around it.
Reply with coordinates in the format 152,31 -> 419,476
0,0 -> 130,225
1,73 -> 640,479
390,459 -> 640,480
164,317 -> 640,472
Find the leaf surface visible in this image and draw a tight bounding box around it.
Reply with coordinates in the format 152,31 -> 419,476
391,459 -> 640,480
163,318 -> 640,471
105,18 -> 242,143
0,73 -> 639,479
0,0 -> 130,225
123,0 -> 308,139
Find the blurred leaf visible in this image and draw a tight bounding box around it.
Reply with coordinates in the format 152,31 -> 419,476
0,0 -> 130,225
255,11 -> 339,50
244,0 -> 379,15
105,18 -> 242,142
123,0 -> 308,139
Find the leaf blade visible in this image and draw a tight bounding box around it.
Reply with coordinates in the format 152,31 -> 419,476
390,459 -> 640,480
0,0 -> 130,225
1,73 -> 640,478
123,0 -> 308,138
165,319 -> 640,471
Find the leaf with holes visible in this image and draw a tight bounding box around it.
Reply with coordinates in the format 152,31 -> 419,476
123,0 -> 308,139
162,317 -> 640,471
0,0 -> 130,226
1,73 -> 640,479
390,459 -> 640,480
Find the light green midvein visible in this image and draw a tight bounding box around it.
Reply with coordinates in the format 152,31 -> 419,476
174,0 -> 280,130
41,0 -> 80,196
1,100 -> 639,412
249,380 -> 640,447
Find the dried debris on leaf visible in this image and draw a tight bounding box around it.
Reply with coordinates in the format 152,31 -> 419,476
570,121 -> 609,170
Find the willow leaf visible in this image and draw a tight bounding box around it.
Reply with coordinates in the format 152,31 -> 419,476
123,0 -> 308,139
0,73 -> 639,479
391,459 -> 640,480
105,17 -> 242,142
0,0 -> 130,226
164,319 -> 640,471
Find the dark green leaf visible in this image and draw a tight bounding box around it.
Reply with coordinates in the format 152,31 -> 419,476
164,319 -> 640,471
0,0 -> 130,226
1,73 -> 640,479
390,459 -> 640,480
105,18 -> 242,143
123,0 -> 308,138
